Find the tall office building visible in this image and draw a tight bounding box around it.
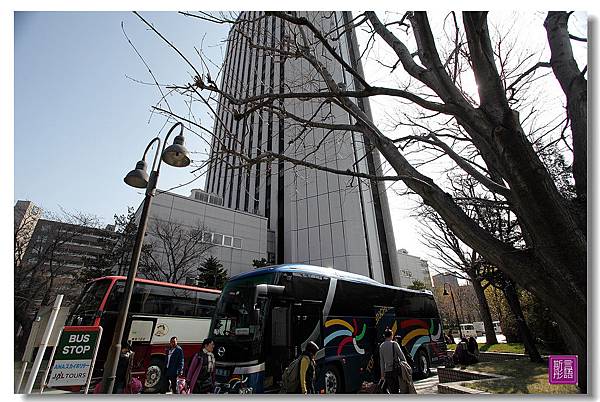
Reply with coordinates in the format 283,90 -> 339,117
205,12 -> 400,285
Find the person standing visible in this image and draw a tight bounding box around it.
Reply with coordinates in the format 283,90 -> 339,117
164,336 -> 184,394
379,328 -> 406,394
187,338 -> 217,394
299,341 -> 319,394
113,341 -> 134,394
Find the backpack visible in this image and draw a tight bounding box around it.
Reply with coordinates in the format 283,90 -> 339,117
280,356 -> 302,393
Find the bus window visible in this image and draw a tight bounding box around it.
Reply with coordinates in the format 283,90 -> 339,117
69,279 -> 111,325
103,281 -> 149,314
104,281 -> 215,318
423,296 -> 439,318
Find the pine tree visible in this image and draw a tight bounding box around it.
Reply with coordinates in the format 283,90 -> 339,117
252,258 -> 269,269
197,256 -> 228,289
407,280 -> 427,290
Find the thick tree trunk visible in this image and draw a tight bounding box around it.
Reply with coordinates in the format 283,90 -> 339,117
554,313 -> 587,393
502,283 -> 543,363
470,278 -> 498,345
544,12 -> 587,203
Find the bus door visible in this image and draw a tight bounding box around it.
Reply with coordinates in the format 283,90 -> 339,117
290,300 -> 323,358
126,316 -> 157,374
267,300 -> 322,384
269,303 -> 290,384
373,306 -> 396,378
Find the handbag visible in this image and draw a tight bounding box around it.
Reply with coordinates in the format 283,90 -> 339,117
375,379 -> 390,394
124,377 -> 143,394
178,377 -> 190,394
392,343 -> 402,373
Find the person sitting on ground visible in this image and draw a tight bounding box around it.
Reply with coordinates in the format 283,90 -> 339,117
452,337 -> 470,365
467,336 -> 480,363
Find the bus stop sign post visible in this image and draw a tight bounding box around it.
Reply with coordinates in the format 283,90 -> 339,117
40,328 -> 62,394
23,294 -> 63,394
46,326 -> 103,393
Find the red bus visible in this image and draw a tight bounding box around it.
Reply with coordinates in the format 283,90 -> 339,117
66,276 -> 220,393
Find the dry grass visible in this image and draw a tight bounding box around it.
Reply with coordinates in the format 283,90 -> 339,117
464,360 -> 580,394
446,342 -> 552,355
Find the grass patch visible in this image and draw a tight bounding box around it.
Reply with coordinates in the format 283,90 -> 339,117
463,360 -> 579,394
479,343 -> 525,353
446,342 -> 552,355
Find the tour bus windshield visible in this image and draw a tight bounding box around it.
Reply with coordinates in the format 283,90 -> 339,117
212,273 -> 275,339
69,279 -> 111,326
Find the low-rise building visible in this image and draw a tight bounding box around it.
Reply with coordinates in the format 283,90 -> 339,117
396,249 -> 433,288
133,189 -> 270,282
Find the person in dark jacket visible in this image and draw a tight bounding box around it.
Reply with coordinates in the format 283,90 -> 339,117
467,336 -> 480,363
113,341 -> 134,394
187,338 -> 216,394
452,337 -> 470,365
164,336 -> 184,394
299,341 -> 319,394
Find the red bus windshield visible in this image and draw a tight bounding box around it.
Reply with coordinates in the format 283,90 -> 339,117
69,279 -> 112,326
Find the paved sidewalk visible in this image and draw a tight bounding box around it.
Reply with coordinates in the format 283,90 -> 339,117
414,368 -> 439,394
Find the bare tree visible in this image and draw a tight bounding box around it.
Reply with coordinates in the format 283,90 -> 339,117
14,208 -> 103,358
139,219 -> 214,284
78,207 -> 145,283
419,207 -> 499,346
132,11 -> 587,390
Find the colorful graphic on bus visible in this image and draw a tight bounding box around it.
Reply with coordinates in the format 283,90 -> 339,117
324,318 -> 367,355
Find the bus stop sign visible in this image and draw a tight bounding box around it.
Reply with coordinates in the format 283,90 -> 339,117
47,326 -> 102,387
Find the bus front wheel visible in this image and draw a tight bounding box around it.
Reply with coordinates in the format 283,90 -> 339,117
415,349 -> 431,379
144,357 -> 165,393
323,364 -> 343,394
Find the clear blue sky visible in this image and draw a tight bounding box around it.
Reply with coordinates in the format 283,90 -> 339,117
14,12 -> 230,224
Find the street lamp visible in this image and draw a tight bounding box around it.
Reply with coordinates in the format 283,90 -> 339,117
443,283 -> 463,339
100,122 -> 190,393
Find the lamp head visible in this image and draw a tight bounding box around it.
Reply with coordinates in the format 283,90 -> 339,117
162,134 -> 190,167
124,160 -> 149,188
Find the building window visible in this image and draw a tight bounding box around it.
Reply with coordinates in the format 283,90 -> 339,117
213,233 -> 223,245
202,232 -> 213,243
233,238 -> 242,249
223,236 -> 233,247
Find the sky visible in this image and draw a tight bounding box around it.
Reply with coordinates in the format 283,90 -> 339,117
14,11 -> 230,224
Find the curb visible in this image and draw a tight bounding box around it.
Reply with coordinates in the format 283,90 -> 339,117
437,367 -> 511,394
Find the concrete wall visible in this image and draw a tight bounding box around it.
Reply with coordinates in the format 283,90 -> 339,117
138,191 -> 268,279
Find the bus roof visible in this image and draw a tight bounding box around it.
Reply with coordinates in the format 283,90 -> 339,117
229,264 -> 432,295
90,276 -> 221,294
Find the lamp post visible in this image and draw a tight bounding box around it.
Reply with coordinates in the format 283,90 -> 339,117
100,122 -> 190,393
443,282 -> 463,339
